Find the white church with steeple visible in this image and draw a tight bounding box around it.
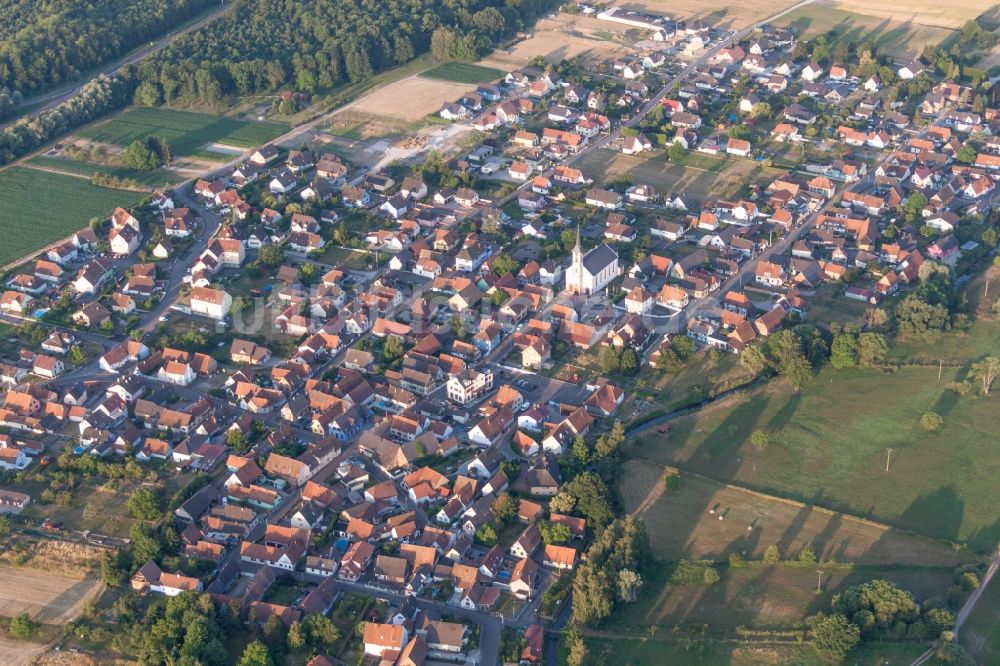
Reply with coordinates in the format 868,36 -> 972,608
565,226 -> 620,295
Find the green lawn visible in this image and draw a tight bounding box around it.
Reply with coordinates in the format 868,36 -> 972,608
0,167 -> 145,267
961,574 -> 1000,663
26,156 -> 180,188
76,107 -> 288,160
421,62 -> 505,84
605,560 -> 953,634
584,637 -> 931,666
632,360 -> 1000,551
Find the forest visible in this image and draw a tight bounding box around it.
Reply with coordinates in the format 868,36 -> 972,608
0,0 -> 215,97
0,0 -> 556,164
130,0 -> 557,106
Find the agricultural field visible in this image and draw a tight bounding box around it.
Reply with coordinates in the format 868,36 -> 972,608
631,362 -> 1000,551
26,156 -> 180,188
775,3 -> 955,59
0,567 -> 102,624
0,635 -> 48,666
619,460 -> 972,567
584,637 -> 930,666
422,62 -> 505,84
630,0 -> 802,30
347,77 -> 477,123
577,149 -> 784,201
75,108 -> 288,161
479,14 -> 632,69
961,575 -> 1000,663
606,560 -> 954,633
0,167 -> 145,268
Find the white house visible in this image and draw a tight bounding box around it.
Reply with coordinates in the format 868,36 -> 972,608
189,287 -> 232,320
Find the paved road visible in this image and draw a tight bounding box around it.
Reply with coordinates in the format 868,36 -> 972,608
2,3 -> 234,129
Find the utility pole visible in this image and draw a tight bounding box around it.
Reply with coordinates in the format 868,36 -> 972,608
938,359 -> 943,381
816,570 -> 824,594
885,447 -> 892,473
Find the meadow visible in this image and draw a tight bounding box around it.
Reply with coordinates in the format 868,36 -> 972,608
961,573 -> 1000,663
26,156 -> 180,188
76,108 -> 288,160
631,362 -> 1000,551
421,62 -> 505,84
0,167 -> 144,267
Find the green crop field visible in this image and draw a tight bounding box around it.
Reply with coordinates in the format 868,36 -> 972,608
961,575 -> 1000,663
26,156 -> 179,188
0,167 -> 144,267
76,108 -> 288,160
421,62 -> 505,84
631,358 -> 1000,551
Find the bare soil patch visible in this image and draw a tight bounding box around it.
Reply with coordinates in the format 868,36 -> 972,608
480,14 -> 632,69
348,77 -> 473,123
0,567 -> 103,624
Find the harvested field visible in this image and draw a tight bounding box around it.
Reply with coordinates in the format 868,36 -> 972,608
628,0 -> 802,30
0,566 -> 102,624
0,635 -> 47,666
829,0 -> 986,29
776,3 -> 954,59
348,77 -> 474,122
619,459 -> 972,567
480,14 -> 632,69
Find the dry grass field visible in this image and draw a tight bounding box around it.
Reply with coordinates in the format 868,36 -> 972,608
628,0 -> 803,30
0,567 -> 103,624
480,14 -> 632,69
619,460 -> 973,567
829,0 -> 989,29
347,77 -> 474,122
775,1 -> 961,59
0,635 -> 48,666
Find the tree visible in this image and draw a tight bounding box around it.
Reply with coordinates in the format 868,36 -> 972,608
67,345 -> 86,366
668,142 -> 686,162
565,628 -> 589,666
857,332 -> 888,367
226,428 -> 250,453
303,613 -> 340,646
619,347 -> 639,375
955,145 -> 977,164
595,420 -> 626,458
130,522 -> 162,563
492,492 -> 517,523
703,566 -> 720,584
598,345 -> 620,374
474,524 -> 498,546
618,569 -> 643,602
740,344 -> 768,376
830,333 -> 858,368
382,335 -> 404,362
128,487 -> 161,520
769,330 -> 813,389
921,411 -> 943,431
9,613 -> 37,639
572,435 -> 591,464
763,544 -> 781,563
239,640 -> 273,666
571,564 -> 614,625
750,101 -> 772,118
812,614 -> 861,660
123,136 -> 169,171
258,244 -> 284,266
538,521 -> 572,545
287,621 -> 306,649
750,429 -> 770,449
832,579 -> 920,637
555,472 -> 614,527
492,253 -> 520,276
0,514 -> 9,537
968,356 -> 1000,395
133,81 -> 163,107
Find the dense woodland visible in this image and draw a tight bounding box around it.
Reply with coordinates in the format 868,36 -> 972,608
0,0 -> 555,164
131,0 -> 555,106
0,0 -> 215,97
